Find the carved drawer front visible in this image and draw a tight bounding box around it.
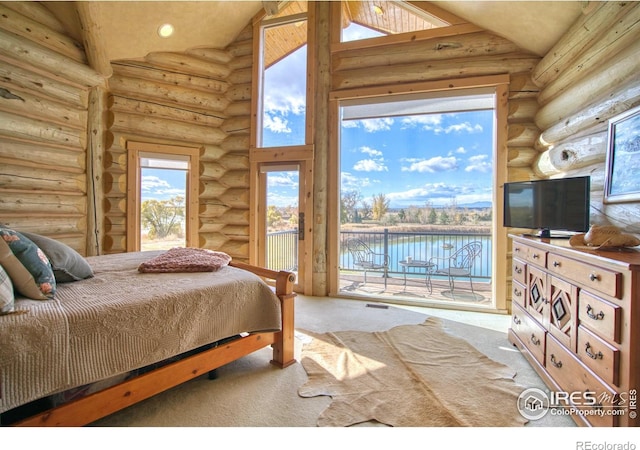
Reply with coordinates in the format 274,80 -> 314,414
577,325 -> 620,387
547,253 -> 622,299
513,242 -> 546,267
512,304 -> 546,366
526,265 -> 548,324
546,335 -> 618,427
512,258 -> 526,285
512,280 -> 527,308
548,275 -> 578,352
578,290 -> 621,344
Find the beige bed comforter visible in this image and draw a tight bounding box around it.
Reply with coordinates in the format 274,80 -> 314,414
0,251 -> 282,414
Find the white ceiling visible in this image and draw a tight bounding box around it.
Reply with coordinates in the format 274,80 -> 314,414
44,1 -> 586,62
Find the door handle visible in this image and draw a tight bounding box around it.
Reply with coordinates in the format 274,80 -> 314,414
298,212 -> 304,240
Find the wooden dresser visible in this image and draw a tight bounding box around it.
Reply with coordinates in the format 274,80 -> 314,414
508,234 -> 639,427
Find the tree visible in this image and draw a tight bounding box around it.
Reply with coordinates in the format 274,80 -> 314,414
371,193 -> 389,221
267,205 -> 282,228
141,196 -> 185,239
340,190 -> 362,224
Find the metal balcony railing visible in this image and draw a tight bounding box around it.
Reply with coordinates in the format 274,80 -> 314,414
266,228 -> 492,281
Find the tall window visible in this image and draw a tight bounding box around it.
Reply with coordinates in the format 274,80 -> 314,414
338,89 -> 496,306
259,6 -> 308,148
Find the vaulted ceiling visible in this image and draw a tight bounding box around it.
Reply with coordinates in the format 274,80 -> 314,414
43,1 -> 586,62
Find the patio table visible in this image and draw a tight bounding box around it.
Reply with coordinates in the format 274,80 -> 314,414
399,259 -> 435,294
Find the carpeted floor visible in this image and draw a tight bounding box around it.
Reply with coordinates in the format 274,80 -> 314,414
90,295 -> 575,427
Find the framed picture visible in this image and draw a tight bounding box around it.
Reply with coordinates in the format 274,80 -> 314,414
604,105 -> 640,203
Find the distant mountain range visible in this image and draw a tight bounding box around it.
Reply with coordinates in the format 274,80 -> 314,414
390,201 -> 492,211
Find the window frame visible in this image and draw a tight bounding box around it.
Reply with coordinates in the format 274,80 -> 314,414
126,141 -> 200,252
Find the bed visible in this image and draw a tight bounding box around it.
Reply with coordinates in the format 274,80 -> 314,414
0,238 -> 296,427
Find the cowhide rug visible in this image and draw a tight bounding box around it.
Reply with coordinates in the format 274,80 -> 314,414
298,317 -> 528,427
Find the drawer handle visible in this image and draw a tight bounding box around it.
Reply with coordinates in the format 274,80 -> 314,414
515,267 -> 523,274
585,342 -> 603,360
550,354 -> 562,368
532,253 -> 540,259
530,334 -> 540,346
513,315 -> 521,325
552,261 -> 560,267
586,304 -> 605,320
514,288 -> 522,297
589,273 -> 599,282
514,247 -> 521,252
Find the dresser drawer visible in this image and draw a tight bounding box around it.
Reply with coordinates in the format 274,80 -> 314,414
512,241 -> 546,267
578,290 -> 621,344
547,253 -> 622,299
512,258 -> 526,285
512,280 -> 527,309
546,336 -> 619,427
511,304 -> 546,366
577,325 -> 620,387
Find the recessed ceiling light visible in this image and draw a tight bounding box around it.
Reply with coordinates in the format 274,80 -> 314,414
373,5 -> 384,16
158,23 -> 174,38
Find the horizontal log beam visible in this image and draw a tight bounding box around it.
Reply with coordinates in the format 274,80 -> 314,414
545,131 -> 607,173
0,28 -> 103,88
535,40 -> 640,131
332,53 -> 539,90
532,2 -> 633,87
332,31 -> 520,72
108,75 -> 230,113
539,79 -> 640,146
0,3 -> 86,64
109,96 -> 225,128
537,3 -> 640,106
0,84 -> 87,129
0,56 -> 88,106
0,110 -> 86,148
111,61 -> 230,94
144,52 -> 231,79
111,111 -> 228,145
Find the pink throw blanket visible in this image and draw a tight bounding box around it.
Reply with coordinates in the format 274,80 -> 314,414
138,247 -> 231,273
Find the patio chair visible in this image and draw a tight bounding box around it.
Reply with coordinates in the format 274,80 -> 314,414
430,241 -> 482,298
345,239 -> 390,289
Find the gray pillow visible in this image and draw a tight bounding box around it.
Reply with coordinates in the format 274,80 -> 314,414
19,232 -> 94,283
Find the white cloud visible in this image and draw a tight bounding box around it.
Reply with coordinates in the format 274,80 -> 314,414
354,159 -> 388,172
263,113 -> 291,133
465,154 -> 492,173
401,115 -> 442,129
341,172 -> 374,190
267,173 -> 298,188
401,156 -> 458,173
444,122 -> 483,134
360,146 -> 383,157
141,175 -> 170,191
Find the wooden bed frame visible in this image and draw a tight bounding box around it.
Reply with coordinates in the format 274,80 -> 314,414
12,261 -> 296,427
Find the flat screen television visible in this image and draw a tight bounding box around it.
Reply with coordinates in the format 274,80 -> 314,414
503,176 -> 591,238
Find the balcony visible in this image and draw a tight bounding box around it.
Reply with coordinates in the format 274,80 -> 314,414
267,228 -> 493,306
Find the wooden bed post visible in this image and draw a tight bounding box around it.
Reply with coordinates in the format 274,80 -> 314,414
271,271 -> 297,368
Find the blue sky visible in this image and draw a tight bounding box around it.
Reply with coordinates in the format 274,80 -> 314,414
141,23 -> 495,211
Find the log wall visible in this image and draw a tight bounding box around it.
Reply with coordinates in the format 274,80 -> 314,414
531,1 -> 640,234
104,24 -> 254,257
0,2 -> 104,254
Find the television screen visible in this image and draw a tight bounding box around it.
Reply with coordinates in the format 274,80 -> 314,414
503,176 -> 591,235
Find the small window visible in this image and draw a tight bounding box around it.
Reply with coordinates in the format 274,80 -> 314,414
126,142 -> 199,252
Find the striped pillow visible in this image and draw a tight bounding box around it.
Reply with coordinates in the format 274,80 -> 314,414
0,264 -> 14,314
